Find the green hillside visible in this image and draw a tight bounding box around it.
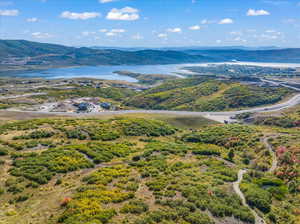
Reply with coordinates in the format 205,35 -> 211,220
124,78 -> 292,111
0,40 -> 214,70
0,117 -> 298,224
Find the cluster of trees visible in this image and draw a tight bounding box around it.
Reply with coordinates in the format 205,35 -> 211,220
124,80 -> 222,110
182,124 -> 257,148
10,148 -> 93,185
13,130 -> 55,140
0,146 -> 8,156
194,85 -> 290,111
0,116 -> 296,223
255,116 -> 300,128
124,77 -> 291,112
62,118 -> 176,141
38,86 -> 136,102
66,142 -> 133,164
59,165 -> 134,224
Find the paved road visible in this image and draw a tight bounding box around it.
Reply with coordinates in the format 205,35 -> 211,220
3,80 -> 300,120
7,92 -> 300,116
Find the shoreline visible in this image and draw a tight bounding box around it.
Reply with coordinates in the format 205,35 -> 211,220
1,61 -> 300,81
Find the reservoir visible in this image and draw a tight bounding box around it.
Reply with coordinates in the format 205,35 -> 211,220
14,62 -> 300,81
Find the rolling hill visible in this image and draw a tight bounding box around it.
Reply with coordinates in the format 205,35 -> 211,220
0,40 -> 214,69
1,40 -> 300,74
124,78 -> 292,111
185,48 -> 300,63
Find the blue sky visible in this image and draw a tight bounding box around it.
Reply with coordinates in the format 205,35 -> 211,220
0,0 -> 299,47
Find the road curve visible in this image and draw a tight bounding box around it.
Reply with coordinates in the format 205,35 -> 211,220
4,93 -> 300,118
233,170 -> 266,224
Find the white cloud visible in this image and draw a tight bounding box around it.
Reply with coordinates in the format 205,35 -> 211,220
60,11 -> 100,20
99,0 -> 118,3
230,31 -> 243,36
111,29 -> 126,33
27,17 -> 38,22
106,32 -> 117,37
158,33 -> 168,38
189,25 -> 201,30
132,33 -> 143,40
219,18 -> 234,24
106,7 -> 139,21
247,9 -> 270,16
81,31 -> 96,36
0,9 -> 19,16
200,19 -> 215,25
31,32 -> 53,39
99,29 -> 108,33
167,28 -> 182,33
234,37 -> 247,43
104,29 -> 126,37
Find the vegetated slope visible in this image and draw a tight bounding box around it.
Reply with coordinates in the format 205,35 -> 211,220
0,40 -> 73,58
0,117 -> 298,224
252,104 -> 300,128
124,78 -> 292,111
0,40 -> 214,67
185,48 -> 300,63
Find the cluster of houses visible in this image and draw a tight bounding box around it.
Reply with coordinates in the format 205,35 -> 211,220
38,97 -> 114,113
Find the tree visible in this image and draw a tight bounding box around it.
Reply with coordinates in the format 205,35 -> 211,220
228,149 -> 235,161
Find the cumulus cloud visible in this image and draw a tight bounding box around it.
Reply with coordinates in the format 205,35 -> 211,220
201,19 -> 215,25
106,7 -> 139,21
247,9 -> 270,16
219,18 -> 234,24
103,28 -> 127,37
189,25 -> 201,30
233,36 -> 247,43
167,28 -> 182,33
99,29 -> 108,33
27,17 -> 38,22
158,33 -> 168,38
31,32 -> 53,39
99,0 -> 118,3
132,33 -> 143,40
81,31 -> 96,36
106,32 -> 117,36
230,31 -> 243,36
60,11 -> 100,20
0,9 -> 19,16
111,29 -> 126,33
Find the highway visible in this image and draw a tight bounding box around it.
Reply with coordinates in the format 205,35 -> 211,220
3,79 -> 300,122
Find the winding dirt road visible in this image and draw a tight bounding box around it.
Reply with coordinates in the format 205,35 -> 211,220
233,170 -> 266,224
263,137 -> 278,173
233,137 -> 278,224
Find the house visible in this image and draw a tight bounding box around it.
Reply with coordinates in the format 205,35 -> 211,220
100,102 -> 111,110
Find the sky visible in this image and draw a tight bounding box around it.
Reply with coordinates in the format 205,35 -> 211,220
0,0 -> 299,47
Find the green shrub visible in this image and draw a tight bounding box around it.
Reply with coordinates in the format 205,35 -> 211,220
184,212 -> 215,224
0,146 -> 8,156
121,200 -> 149,214
242,184 -> 271,213
192,144 -> 221,156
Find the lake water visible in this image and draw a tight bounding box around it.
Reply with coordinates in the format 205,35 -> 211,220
15,62 -> 300,82
16,64 -> 188,82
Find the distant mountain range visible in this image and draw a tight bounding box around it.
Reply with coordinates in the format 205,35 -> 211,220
0,40 -> 300,74
91,46 -> 282,51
